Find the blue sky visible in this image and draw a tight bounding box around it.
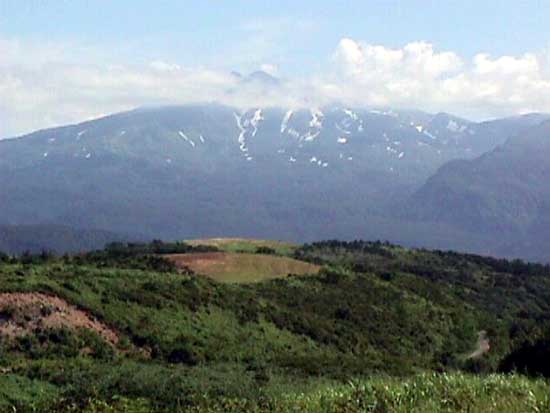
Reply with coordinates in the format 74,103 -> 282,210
2,0 -> 549,74
1,1 -> 550,137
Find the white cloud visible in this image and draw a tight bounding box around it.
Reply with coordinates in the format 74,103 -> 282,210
2,36 -> 550,138
329,38 -> 550,119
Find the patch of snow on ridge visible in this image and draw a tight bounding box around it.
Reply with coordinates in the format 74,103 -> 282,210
335,123 -> 351,134
309,108 -> 323,129
289,156 -> 296,162
234,109 -> 264,157
43,152 -> 48,158
76,130 -> 87,140
447,120 -> 467,133
250,109 -> 264,137
303,108 -> 323,141
423,130 -> 437,140
234,113 -> 248,153
281,110 -> 293,133
415,125 -> 423,133
337,137 -> 347,144
178,131 -> 195,147
199,135 -> 205,143
369,109 -> 398,118
343,108 -> 358,121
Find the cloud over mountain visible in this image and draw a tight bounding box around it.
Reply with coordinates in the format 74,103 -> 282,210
1,36 -> 550,138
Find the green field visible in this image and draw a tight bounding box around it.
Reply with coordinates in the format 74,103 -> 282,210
0,240 -> 549,412
167,252 -> 320,283
186,238 -> 298,256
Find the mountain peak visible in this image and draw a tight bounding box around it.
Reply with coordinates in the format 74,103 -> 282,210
242,70 -> 281,86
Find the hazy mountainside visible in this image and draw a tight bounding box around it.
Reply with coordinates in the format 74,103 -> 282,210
1,104 -> 548,255
409,121 -> 550,262
1,240 -> 550,411
0,225 -> 132,254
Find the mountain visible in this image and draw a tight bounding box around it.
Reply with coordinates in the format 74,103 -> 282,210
408,120 -> 550,262
0,225 -> 133,254
0,104 -> 548,256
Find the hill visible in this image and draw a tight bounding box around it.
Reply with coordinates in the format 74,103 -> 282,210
0,239 -> 549,411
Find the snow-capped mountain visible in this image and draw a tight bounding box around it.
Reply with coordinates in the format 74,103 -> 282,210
0,103 -> 548,258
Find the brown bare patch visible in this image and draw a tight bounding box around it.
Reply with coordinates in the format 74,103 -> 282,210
166,252 -> 320,283
0,292 -> 119,345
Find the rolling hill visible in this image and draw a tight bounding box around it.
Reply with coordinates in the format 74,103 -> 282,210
1,239 -> 549,411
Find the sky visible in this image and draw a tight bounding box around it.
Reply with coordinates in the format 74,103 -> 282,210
1,0 -> 550,138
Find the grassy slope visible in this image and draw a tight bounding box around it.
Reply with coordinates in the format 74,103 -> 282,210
167,252 -> 320,283
0,240 -> 549,411
187,238 -> 298,256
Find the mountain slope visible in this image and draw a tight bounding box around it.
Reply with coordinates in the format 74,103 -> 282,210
408,120 -> 550,261
0,104 -> 548,256
0,225 -> 132,254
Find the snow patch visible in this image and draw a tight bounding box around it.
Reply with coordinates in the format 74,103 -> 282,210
423,130 -> 437,140
250,109 -> 264,137
303,108 -> 324,141
335,123 -> 351,134
178,131 -> 195,147
447,120 -> 467,133
281,110 -> 293,133
43,152 -> 48,158
76,130 -> 87,140
343,108 -> 358,121
337,137 -> 347,144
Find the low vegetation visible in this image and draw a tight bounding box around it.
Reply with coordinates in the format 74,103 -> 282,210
0,239 -> 548,412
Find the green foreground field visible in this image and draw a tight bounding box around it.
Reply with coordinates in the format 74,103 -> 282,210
1,372 -> 549,412
0,239 -> 549,412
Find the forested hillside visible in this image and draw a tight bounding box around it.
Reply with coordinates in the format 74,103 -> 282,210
0,240 -> 549,412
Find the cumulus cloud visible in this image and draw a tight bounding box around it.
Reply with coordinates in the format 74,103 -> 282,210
330,38 -> 550,119
2,36 -> 550,138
